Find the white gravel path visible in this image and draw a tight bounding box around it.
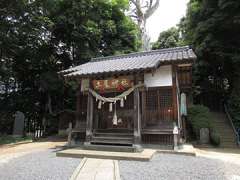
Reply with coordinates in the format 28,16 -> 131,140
0,149 -> 81,180
119,153 -> 240,180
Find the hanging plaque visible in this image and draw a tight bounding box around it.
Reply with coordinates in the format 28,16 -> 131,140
92,78 -> 133,91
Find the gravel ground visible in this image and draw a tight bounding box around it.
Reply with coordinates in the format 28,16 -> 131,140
0,149 -> 81,180
119,154 -> 240,180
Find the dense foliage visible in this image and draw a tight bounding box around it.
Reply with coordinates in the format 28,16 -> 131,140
188,105 -> 220,146
152,27 -> 185,49
180,0 -> 240,128
0,0 -> 141,135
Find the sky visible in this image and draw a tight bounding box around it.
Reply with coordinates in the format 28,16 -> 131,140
147,0 -> 189,42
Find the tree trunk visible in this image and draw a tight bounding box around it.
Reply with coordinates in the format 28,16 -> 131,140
130,0 -> 160,51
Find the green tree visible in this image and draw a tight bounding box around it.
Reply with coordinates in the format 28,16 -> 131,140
152,27 -> 185,49
50,0 -> 141,65
0,0 -> 141,135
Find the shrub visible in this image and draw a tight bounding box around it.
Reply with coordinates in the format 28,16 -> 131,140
188,105 -> 212,138
187,105 -> 220,146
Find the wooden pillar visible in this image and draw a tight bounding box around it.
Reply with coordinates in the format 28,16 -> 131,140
133,87 -> 142,150
172,65 -> 178,122
85,91 -> 94,144
75,85 -> 81,129
141,90 -> 146,129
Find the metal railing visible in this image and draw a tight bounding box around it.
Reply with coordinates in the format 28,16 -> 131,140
224,104 -> 240,146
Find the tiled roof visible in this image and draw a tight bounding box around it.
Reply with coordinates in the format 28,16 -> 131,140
62,46 -> 196,77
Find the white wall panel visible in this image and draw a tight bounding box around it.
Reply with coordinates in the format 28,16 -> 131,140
144,65 -> 172,87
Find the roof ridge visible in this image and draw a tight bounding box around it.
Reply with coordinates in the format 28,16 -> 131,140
91,46 -> 190,62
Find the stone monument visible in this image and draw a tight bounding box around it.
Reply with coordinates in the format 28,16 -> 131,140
13,111 -> 25,137
199,128 -> 210,144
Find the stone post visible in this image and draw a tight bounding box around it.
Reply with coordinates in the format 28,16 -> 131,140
84,92 -> 94,145
173,125 -> 179,151
68,122 -> 73,147
133,87 -> 142,152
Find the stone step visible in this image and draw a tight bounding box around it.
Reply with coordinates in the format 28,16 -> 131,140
220,140 -> 236,143
219,134 -> 236,137
92,136 -> 133,142
212,120 -> 231,124
94,132 -> 133,138
220,142 -> 237,146
91,135 -> 133,146
221,144 -> 236,148
214,126 -> 232,129
221,141 -> 236,144
220,139 -> 236,142
214,124 -> 232,128
83,144 -> 137,152
218,134 -> 236,138
209,112 -> 238,147
219,135 -> 236,139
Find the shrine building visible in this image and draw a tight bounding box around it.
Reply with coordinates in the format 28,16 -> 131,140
61,46 -> 196,151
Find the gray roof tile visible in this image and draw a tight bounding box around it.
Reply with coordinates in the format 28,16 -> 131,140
62,46 -> 196,77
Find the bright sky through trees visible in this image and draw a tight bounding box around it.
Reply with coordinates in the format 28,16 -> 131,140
147,0 -> 189,42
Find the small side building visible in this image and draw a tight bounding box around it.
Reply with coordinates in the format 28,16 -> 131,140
61,46 -> 196,149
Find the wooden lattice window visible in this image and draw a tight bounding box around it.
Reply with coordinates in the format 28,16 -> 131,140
146,90 -> 158,110
144,87 -> 173,123
159,89 -> 172,108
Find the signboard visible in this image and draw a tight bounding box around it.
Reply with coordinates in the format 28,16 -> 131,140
92,78 -> 133,91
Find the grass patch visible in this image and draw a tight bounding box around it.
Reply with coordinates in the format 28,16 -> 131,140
0,135 -> 32,145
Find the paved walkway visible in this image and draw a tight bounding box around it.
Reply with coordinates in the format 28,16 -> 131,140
0,137 -> 66,164
196,148 -> 240,165
70,158 -> 120,180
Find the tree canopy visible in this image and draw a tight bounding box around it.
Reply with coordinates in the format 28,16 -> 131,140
181,0 -> 240,127
0,0 -> 141,135
152,27 -> 185,49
